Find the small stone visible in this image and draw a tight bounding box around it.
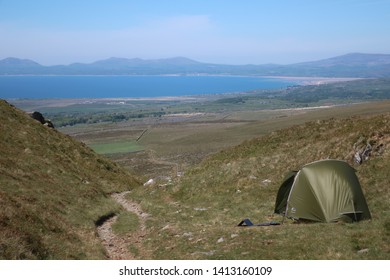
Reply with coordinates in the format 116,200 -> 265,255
194,207 -> 208,211
143,179 -> 155,186
357,248 -> 369,254
161,225 -> 170,231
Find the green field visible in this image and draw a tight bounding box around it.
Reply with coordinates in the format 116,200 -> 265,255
89,140 -> 143,154
11,78 -> 390,128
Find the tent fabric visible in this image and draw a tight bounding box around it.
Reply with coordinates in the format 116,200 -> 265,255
274,160 -> 371,223
274,171 -> 297,215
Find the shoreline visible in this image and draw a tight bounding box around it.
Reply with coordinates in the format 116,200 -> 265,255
2,75 -> 366,104
0,73 -> 363,80
261,76 -> 364,85
0,73 -> 364,88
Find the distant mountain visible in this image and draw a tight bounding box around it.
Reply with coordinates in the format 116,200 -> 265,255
1,53 -> 390,77
294,53 -> 390,67
90,56 -> 202,68
84,56 -> 207,74
285,53 -> 390,77
0,57 -> 42,66
0,57 -> 44,74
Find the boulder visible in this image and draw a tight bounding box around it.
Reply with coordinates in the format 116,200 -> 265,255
29,111 -> 55,128
30,111 -> 45,124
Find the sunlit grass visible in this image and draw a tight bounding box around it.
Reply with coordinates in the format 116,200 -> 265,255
112,212 -> 140,235
129,113 -> 390,259
0,100 -> 141,259
89,140 -> 143,154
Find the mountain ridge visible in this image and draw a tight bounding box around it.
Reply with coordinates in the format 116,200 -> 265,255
292,53 -> 390,67
1,53 -> 390,77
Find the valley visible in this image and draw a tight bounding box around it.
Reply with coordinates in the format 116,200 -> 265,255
61,98 -> 390,260
2,77 -> 390,260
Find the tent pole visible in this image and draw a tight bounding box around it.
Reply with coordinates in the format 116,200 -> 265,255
351,199 -> 357,222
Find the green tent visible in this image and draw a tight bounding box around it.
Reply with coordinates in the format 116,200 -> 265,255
274,160 -> 371,222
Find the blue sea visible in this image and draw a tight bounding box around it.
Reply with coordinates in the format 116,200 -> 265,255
0,75 -> 295,99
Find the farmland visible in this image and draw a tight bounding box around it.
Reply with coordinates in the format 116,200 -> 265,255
12,78 -> 390,177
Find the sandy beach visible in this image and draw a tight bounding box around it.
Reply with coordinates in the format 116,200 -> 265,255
263,76 -> 364,85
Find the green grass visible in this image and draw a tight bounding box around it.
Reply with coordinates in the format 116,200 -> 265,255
54,99 -> 390,260
0,100 -> 141,259
128,112 -> 390,259
89,140 -> 143,154
4,94 -> 390,260
112,212 -> 140,235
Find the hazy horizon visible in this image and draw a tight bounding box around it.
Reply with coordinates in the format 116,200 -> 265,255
3,52 -> 390,67
1,0 -> 390,66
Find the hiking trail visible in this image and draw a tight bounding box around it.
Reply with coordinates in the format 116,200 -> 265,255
97,191 -> 150,259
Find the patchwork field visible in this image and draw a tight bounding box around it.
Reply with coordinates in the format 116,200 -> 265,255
60,100 -> 390,180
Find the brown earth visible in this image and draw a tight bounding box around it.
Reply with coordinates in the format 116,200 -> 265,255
97,191 -> 150,259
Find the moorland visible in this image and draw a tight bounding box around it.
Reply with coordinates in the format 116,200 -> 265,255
3,76 -> 390,259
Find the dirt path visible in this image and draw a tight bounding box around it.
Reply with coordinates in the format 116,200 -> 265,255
97,191 -> 150,259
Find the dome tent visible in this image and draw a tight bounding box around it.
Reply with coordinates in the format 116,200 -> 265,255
274,160 -> 371,223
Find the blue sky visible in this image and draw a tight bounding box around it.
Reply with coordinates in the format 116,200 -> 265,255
1,0 -> 389,65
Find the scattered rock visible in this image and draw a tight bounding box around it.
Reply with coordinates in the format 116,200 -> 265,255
263,239 -> 273,245
191,250 -> 215,256
143,179 -> 155,186
353,131 -> 389,165
161,225 -> 170,231
29,111 -> 55,128
183,232 -> 193,239
194,207 -> 208,211
354,152 -> 362,165
262,179 -> 272,185
30,111 -> 45,124
217,237 -> 224,243
357,248 -> 369,254
44,120 -> 54,128
97,191 -> 151,260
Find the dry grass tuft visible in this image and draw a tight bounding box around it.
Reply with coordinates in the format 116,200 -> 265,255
0,100 -> 141,259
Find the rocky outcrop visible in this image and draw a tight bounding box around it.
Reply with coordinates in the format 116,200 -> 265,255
353,131 -> 388,164
29,111 -> 54,128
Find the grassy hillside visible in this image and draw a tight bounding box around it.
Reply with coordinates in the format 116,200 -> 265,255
128,113 -> 390,259
0,100 -> 140,259
2,97 -> 389,260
